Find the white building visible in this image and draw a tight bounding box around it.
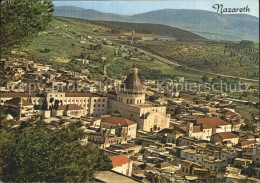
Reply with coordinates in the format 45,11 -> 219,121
110,155 -> 133,176
0,92 -> 108,118
108,67 -> 170,132
101,117 -> 137,139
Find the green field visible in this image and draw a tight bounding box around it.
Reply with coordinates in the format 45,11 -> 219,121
21,17 -> 205,81
135,41 -> 259,80
21,17 -> 259,83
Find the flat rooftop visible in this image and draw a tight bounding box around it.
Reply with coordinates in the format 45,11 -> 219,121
94,170 -> 139,183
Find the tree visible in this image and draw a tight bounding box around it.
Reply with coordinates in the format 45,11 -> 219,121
79,52 -> 86,59
0,123 -> 112,182
201,75 -> 209,83
0,0 -> 54,56
95,44 -> 102,50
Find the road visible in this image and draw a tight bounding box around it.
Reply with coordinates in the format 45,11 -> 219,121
123,44 -> 259,83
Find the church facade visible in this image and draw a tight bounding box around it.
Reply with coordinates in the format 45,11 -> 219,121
108,67 -> 170,132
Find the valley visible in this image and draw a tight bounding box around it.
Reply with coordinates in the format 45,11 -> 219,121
21,17 -> 259,84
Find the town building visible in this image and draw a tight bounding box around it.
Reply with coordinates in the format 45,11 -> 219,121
110,155 -> 133,176
3,97 -> 35,120
0,91 -> 108,118
211,132 -> 240,146
108,67 -> 170,131
101,117 -> 137,139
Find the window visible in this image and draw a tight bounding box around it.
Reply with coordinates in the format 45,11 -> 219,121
94,99 -> 96,102
98,99 -> 100,102
103,99 -> 105,102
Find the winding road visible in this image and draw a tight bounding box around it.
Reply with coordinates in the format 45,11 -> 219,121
96,35 -> 259,83
123,43 -> 259,83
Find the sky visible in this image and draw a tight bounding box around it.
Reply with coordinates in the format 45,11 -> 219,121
54,0 -> 259,17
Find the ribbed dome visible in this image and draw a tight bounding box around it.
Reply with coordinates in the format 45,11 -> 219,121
123,67 -> 144,91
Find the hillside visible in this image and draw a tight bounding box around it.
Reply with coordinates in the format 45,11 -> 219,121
135,40 -> 259,80
20,17 -> 259,82
131,9 -> 259,42
54,6 -> 133,22
54,6 -> 259,42
21,17 -> 203,81
95,21 -> 204,40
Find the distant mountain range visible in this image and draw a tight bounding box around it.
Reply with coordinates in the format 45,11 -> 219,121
54,6 -> 259,42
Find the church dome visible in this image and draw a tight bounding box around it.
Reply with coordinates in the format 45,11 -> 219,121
122,67 -> 144,91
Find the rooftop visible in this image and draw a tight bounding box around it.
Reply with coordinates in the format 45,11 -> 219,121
4,97 -> 33,107
103,117 -> 136,126
215,132 -> 239,140
122,67 -> 144,91
241,140 -> 257,147
94,170 -> 139,183
65,92 -> 100,97
0,93 -> 37,98
110,155 -> 132,167
197,117 -> 230,128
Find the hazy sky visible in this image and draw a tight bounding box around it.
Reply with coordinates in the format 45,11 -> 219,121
54,0 -> 259,17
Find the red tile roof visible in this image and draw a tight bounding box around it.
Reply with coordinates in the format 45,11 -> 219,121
215,132 -> 239,140
232,121 -> 240,125
57,104 -> 84,111
65,93 -> 100,97
193,126 -> 203,133
103,117 -> 136,126
0,93 -> 37,98
241,140 -> 257,147
176,126 -> 202,133
111,155 -> 132,167
222,110 -> 237,117
197,117 -> 230,129
4,97 -> 33,107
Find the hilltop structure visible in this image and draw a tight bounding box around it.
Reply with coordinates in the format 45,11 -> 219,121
108,67 -> 170,131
